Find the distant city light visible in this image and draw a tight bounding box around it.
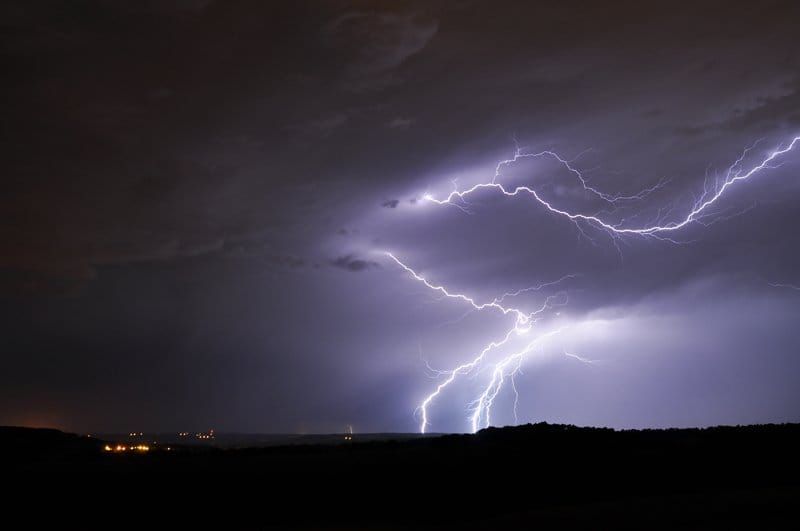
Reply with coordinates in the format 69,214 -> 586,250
104,443 -> 149,452
195,429 -> 215,440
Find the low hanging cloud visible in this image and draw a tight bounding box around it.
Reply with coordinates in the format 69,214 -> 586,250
330,254 -> 380,272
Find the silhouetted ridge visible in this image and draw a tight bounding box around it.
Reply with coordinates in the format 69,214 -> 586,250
0,426 -> 101,457
4,423 -> 800,529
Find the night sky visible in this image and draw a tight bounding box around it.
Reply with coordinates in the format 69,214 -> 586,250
3,0 -> 800,434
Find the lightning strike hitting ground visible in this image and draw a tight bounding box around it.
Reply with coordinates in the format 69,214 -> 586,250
387,252 -> 571,433
390,136 -> 799,433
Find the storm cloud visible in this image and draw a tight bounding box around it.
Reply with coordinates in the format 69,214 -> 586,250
1,0 -> 799,433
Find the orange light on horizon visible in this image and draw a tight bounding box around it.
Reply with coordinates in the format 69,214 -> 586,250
105,443 -> 150,453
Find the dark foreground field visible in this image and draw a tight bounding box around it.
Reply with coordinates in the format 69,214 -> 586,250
3,423 -> 799,529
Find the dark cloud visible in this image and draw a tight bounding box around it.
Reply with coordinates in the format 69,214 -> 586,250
267,254 -> 307,270
291,112 -> 349,136
324,10 -> 438,90
2,0 -> 800,433
330,254 -> 380,272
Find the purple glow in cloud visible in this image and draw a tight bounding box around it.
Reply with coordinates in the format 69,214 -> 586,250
389,136 -> 800,433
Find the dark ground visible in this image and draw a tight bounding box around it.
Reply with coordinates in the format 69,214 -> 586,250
3,423 -> 799,529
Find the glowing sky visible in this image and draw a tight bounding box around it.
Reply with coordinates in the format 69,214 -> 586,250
2,0 -> 799,433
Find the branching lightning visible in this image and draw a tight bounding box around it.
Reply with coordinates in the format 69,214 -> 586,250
424,136 -> 800,239
387,252 -> 571,433
388,135 -> 799,433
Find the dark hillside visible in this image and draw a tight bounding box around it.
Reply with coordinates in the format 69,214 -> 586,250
5,423 -> 799,529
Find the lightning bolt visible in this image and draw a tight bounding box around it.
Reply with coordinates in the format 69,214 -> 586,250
389,135 -> 799,433
468,327 -> 566,433
387,252 -> 571,433
768,281 -> 800,291
423,136 -> 800,239
563,351 -> 600,365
